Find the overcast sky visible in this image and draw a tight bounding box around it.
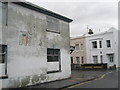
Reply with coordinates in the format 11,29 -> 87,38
26,0 -> 118,37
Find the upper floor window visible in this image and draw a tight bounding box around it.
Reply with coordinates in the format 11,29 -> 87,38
81,43 -> 83,50
106,40 -> 111,48
46,16 -> 59,33
99,41 -> 102,48
75,44 -> 79,51
0,2 -> 7,25
92,41 -> 97,49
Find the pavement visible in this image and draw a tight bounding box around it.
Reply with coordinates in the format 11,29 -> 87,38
26,69 -> 111,89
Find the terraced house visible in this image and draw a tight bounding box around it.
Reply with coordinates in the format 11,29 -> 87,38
0,1 -> 72,89
86,27 -> 119,69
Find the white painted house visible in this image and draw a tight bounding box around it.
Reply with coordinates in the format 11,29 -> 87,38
86,27 -> 118,68
0,1 -> 72,89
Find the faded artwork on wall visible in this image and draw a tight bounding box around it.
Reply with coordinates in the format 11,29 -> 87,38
19,31 -> 31,46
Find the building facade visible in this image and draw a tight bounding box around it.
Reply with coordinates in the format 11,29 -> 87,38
86,27 -> 118,68
0,1 -> 72,88
70,36 -> 87,65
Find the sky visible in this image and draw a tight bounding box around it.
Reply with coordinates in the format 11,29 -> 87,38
26,0 -> 118,37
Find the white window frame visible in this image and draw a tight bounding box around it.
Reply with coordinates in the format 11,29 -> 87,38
106,40 -> 111,48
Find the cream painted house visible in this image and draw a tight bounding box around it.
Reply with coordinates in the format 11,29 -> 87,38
70,36 -> 87,65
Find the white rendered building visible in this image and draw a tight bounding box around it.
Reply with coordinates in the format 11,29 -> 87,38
86,27 -> 118,68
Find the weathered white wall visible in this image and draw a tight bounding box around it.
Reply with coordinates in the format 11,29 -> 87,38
0,2 -> 71,89
86,28 -> 118,68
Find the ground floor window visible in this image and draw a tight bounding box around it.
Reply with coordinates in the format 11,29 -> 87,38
71,57 -> 73,64
81,56 -> 84,64
108,54 -> 114,62
0,44 -> 8,78
47,48 -> 60,62
100,55 -> 103,63
93,55 -> 98,64
76,57 -> 80,64
47,48 -> 61,74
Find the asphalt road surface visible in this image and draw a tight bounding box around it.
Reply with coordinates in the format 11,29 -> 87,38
67,68 -> 119,89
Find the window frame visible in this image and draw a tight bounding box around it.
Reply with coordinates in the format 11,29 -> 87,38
106,40 -> 111,48
47,48 -> 60,62
108,54 -> 114,62
0,44 -> 8,79
93,55 -> 98,64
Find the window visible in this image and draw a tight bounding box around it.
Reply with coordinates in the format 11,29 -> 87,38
100,55 -> 103,63
46,16 -> 59,33
81,43 -> 83,50
71,57 -> 73,64
93,56 -> 98,64
0,44 -> 8,78
0,2 -> 7,25
76,57 -> 80,64
47,48 -> 60,62
75,44 -> 79,50
0,45 -> 7,63
92,41 -> 97,48
81,56 -> 84,64
106,40 -> 111,48
99,41 -> 102,48
108,54 -> 114,62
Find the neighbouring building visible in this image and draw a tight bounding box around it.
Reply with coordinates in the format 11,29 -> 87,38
86,27 -> 118,68
70,36 -> 87,65
0,1 -> 73,88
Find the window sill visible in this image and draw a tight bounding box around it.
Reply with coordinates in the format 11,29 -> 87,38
106,47 -> 112,49
47,70 -> 61,74
0,75 -> 8,79
46,29 -> 60,34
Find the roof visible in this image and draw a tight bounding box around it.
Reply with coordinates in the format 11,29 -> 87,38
11,1 -> 73,23
70,35 -> 86,40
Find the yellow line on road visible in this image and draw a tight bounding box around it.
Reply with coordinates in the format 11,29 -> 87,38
63,74 -> 106,89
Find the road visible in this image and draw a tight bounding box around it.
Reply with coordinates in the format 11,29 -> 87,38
66,69 -> 119,89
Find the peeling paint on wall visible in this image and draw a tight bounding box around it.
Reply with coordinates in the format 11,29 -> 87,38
1,2 -> 71,89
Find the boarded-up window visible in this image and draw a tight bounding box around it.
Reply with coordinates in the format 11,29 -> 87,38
46,17 -> 59,33
47,48 -> 60,62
